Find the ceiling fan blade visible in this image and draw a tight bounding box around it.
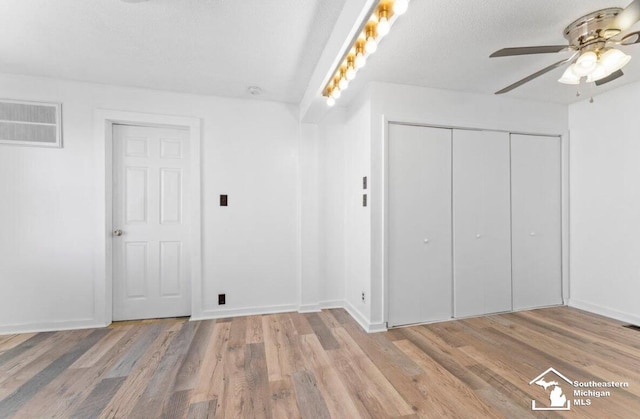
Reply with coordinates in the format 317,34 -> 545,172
620,30 -> 640,45
495,52 -> 579,95
595,69 -> 624,86
613,0 -> 640,31
490,45 -> 569,58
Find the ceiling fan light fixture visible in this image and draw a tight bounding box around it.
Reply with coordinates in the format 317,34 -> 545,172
559,65 -> 581,84
572,51 -> 598,77
586,63 -> 609,82
600,48 -> 631,73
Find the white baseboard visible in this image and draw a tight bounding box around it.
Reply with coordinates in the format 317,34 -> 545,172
0,318 -> 106,335
344,301 -> 387,333
298,304 -> 321,313
319,300 -> 344,309
568,299 -> 640,325
191,303 -> 299,321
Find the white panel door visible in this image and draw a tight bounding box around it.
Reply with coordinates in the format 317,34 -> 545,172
388,124 -> 452,327
113,124 -> 191,320
511,134 -> 562,310
453,130 -> 512,317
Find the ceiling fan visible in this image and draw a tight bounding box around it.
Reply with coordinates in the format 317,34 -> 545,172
490,0 -> 640,94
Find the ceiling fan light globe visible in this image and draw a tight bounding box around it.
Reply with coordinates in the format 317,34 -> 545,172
572,51 -> 598,76
600,48 -> 631,74
559,66 -> 581,84
586,63 -> 610,82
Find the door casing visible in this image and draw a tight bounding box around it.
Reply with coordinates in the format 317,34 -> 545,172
94,110 -> 202,325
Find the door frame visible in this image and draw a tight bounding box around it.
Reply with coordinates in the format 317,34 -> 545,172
382,116 -> 569,327
94,109 -> 202,325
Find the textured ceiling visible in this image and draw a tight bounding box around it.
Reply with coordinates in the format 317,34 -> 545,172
339,0 -> 640,105
0,0 -> 346,103
2,0 -> 640,107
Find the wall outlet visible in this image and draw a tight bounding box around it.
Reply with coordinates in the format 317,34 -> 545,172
361,292 -> 365,302
218,293 -> 226,305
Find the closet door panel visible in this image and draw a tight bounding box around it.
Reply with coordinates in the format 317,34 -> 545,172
511,134 -> 562,310
453,130 -> 512,317
388,124 -> 452,327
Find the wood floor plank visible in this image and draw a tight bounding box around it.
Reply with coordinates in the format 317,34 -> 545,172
329,327 -> 414,417
0,332 -> 54,366
0,307 -> 639,418
13,324 -> 150,418
68,376 -> 126,419
304,313 -> 339,350
187,399 -> 217,419
246,315 -> 264,344
129,321 -> 198,418
217,316 -> 248,418
174,321 -> 212,392
70,325 -> 132,369
291,370 -> 331,419
99,322 -> 183,418
189,321 -> 231,405
0,329 -> 108,418
161,389 -> 191,419
288,312 -> 314,336
268,378 -> 301,419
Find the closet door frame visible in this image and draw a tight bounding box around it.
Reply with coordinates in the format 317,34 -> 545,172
381,117 -> 569,328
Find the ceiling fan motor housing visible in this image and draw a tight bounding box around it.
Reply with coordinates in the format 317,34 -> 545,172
564,8 -> 622,51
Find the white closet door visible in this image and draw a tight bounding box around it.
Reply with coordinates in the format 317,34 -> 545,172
453,130 -> 512,317
511,134 -> 562,310
388,124 -> 452,327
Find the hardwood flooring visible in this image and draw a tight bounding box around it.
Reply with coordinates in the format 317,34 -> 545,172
1,307 -> 639,418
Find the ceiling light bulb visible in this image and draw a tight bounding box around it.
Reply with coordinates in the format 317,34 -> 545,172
600,48 -> 631,74
559,65 -> 581,84
346,66 -> 356,80
332,88 -> 341,99
377,17 -> 390,38
355,53 -> 366,69
393,0 -> 409,15
339,78 -> 349,90
327,96 -> 336,107
365,36 -> 378,54
572,51 -> 597,77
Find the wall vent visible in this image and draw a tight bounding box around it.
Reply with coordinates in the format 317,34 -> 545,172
0,99 -> 62,147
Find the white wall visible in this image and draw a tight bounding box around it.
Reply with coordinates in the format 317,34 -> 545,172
339,92 -> 373,327
368,82 -> 569,329
317,110 -> 348,306
0,73 -> 303,333
568,81 -> 640,324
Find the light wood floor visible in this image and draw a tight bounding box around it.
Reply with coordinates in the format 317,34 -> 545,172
0,307 -> 639,418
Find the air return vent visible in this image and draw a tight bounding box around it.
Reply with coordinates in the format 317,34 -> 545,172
0,99 -> 62,147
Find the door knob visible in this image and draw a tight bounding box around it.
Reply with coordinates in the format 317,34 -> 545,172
113,229 -> 123,237
530,232 -> 536,236
476,234 -> 482,239
423,238 -> 429,244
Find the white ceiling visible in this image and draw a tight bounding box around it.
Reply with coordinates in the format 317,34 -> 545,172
1,0 -> 640,107
0,0 -> 346,103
